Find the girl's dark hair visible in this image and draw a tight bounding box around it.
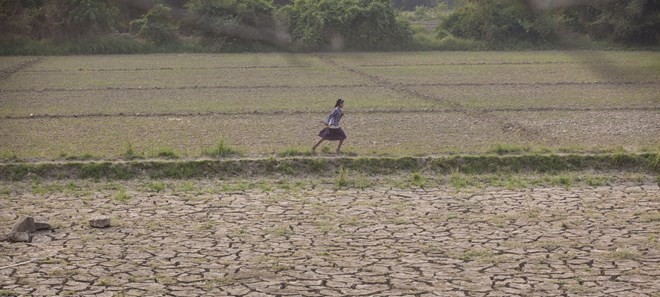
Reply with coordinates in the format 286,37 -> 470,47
335,98 -> 344,107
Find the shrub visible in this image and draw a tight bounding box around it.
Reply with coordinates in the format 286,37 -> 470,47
63,0 -> 120,38
130,4 -> 178,45
438,0 -> 558,47
185,0 -> 281,51
279,0 -> 413,51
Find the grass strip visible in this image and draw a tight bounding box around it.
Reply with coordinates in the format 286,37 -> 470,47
0,153 -> 657,181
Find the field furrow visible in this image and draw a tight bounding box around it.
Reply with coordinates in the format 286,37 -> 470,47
0,51 -> 658,160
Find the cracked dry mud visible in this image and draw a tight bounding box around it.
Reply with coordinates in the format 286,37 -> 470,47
1,181 -> 659,296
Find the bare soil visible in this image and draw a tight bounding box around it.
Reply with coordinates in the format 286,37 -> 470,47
1,179 -> 658,296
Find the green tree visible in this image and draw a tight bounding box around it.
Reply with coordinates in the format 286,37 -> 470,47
63,0 -> 119,37
280,0 -> 413,51
185,0 -> 280,51
439,0 -> 557,46
561,0 -> 659,45
392,0 -> 437,11
130,3 -> 178,45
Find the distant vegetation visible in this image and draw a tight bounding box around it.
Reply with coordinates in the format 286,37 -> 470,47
0,0 -> 657,54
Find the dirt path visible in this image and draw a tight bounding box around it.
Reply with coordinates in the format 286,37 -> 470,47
1,181 -> 658,296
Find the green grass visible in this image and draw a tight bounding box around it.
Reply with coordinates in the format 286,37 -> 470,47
123,144 -> 144,160
335,166 -> 349,189
457,248 -> 495,262
271,226 -> 294,237
607,248 -> 641,261
277,147 -> 311,157
410,172 -> 427,188
154,147 -> 179,159
0,290 -> 18,296
203,140 -> 241,158
0,153 -> 657,181
488,143 -> 531,155
450,173 -> 471,190
114,189 -> 130,203
143,181 -> 166,193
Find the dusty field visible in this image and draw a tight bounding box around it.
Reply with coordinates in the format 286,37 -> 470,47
1,110 -> 659,159
0,51 -> 658,159
1,178 -> 658,296
1,52 -> 658,297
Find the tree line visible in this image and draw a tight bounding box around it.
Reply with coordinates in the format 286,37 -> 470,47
0,0 -> 657,54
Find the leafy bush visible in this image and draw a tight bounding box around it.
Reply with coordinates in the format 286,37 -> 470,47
560,0 -> 659,45
279,0 -> 414,51
63,0 -> 120,38
130,4 -> 178,45
185,0 -> 281,51
439,0 -> 558,47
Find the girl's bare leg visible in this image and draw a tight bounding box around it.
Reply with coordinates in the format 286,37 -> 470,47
312,138 -> 325,154
336,140 -> 344,154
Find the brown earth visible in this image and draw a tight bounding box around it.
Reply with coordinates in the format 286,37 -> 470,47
1,179 -> 658,296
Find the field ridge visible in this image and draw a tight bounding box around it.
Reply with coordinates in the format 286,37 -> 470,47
1,153 -> 657,181
4,106 -> 660,120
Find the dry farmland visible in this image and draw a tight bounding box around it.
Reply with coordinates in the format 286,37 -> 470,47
0,52 -> 659,297
0,51 -> 658,159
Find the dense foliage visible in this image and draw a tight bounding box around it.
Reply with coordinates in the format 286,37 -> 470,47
560,0 -> 659,45
279,0 -> 413,51
130,4 -> 178,45
0,0 -> 657,54
185,0 -> 281,51
439,0 -> 558,46
437,0 -> 659,47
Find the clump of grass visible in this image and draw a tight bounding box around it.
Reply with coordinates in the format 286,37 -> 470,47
450,173 -> 470,190
271,226 -> 293,237
552,175 -> 573,188
271,263 -> 291,272
114,189 -> 130,203
0,290 -> 18,296
585,176 -> 610,187
335,166 -> 348,188
220,181 -> 252,192
459,248 -> 495,262
354,175 -> 372,190
145,181 -> 165,193
488,143 -> 530,155
257,181 -> 272,192
410,172 -> 427,188
647,152 -> 660,171
155,147 -> 179,159
178,181 -> 197,192
278,147 -> 310,157
308,158 -> 327,173
204,140 -> 240,158
62,153 -> 95,161
607,248 -> 641,261
123,144 -> 143,160
197,222 -> 213,231
96,277 -> 116,286
502,175 -> 527,189
640,212 -> 660,222
278,162 -> 294,175
0,151 -> 21,163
